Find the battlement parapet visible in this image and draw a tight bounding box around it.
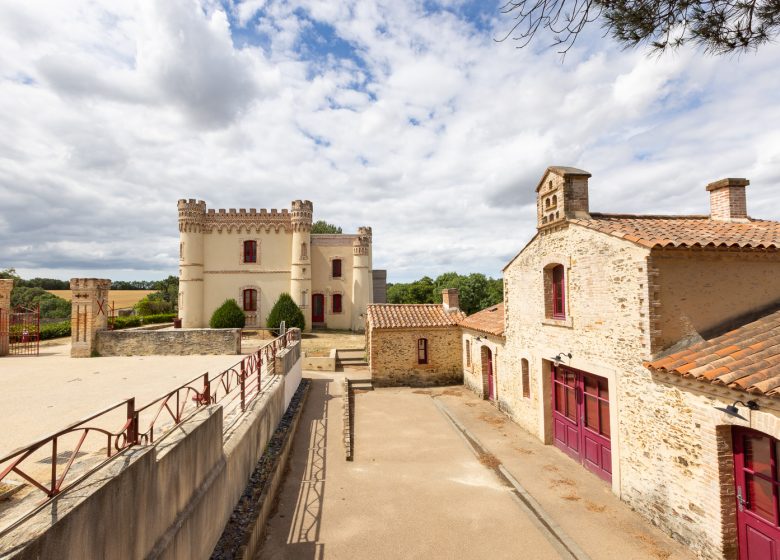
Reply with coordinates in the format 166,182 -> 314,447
69,278 -> 112,291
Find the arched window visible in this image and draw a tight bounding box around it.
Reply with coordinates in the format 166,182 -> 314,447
522,359 -> 530,398
417,338 -> 428,365
300,242 -> 308,260
552,265 -> 565,319
552,194 -> 558,206
332,258 -> 342,278
332,293 -> 343,313
242,288 -> 257,311
243,240 -> 257,263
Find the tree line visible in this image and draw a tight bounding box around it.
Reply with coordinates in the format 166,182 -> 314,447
387,272 -> 503,315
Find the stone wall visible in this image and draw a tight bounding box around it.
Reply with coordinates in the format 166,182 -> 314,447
462,330 -> 509,402
96,328 -> 241,356
369,327 -> 462,386
3,342 -> 302,560
653,251 -> 780,352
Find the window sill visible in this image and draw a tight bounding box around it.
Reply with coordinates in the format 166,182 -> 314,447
542,317 -> 573,328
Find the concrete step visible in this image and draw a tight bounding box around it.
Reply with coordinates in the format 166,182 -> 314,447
350,379 -> 373,391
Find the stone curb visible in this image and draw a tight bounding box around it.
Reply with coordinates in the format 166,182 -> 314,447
432,398 -> 591,560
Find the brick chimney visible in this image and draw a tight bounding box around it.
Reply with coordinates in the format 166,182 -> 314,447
706,178 -> 749,222
442,288 -> 459,312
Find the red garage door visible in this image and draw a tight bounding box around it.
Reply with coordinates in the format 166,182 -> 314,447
551,365 -> 612,483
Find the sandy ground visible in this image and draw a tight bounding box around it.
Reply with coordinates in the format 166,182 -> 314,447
300,331 -> 365,355
260,374 -> 693,560
0,341 -> 250,455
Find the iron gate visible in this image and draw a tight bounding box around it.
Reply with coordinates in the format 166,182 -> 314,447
9,305 -> 39,356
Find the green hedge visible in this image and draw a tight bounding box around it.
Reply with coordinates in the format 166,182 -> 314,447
38,313 -> 178,340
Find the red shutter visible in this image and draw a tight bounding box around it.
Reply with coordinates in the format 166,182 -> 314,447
332,259 -> 342,278
332,294 -> 342,313
243,289 -> 256,311
243,241 -> 257,263
417,338 -> 428,364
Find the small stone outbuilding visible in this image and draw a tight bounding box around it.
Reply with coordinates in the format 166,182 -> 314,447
461,303 -> 509,404
367,289 -> 465,386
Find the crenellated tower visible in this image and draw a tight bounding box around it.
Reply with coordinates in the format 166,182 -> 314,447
290,200 -> 313,331
351,226 -> 373,330
178,199 -> 206,328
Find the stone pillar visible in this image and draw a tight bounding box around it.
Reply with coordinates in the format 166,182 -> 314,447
70,278 -> 111,358
0,279 -> 12,356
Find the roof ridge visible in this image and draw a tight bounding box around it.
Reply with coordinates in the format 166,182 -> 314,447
586,213 -> 710,220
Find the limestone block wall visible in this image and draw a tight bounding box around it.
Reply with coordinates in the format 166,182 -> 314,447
95,328 -> 241,356
70,278 -> 111,358
369,327 -> 462,386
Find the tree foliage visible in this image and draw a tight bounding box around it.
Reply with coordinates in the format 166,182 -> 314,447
209,299 -> 246,328
134,275 -> 178,315
11,287 -> 71,319
498,0 -> 780,54
266,293 -> 306,331
311,220 -> 343,234
387,273 -> 503,315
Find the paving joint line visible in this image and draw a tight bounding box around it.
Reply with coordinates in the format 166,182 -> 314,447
432,397 -> 592,560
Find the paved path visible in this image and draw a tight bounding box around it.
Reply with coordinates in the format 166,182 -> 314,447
260,375 -> 693,560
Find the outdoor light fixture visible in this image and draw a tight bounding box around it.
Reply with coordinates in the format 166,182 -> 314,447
715,400 -> 759,419
475,336 -> 482,342
551,352 -> 572,365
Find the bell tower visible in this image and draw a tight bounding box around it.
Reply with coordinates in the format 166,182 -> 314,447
536,166 -> 591,229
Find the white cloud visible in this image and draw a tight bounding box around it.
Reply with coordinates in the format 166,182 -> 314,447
0,0 -> 778,283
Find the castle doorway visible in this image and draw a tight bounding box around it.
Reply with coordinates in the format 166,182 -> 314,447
312,294 -> 325,324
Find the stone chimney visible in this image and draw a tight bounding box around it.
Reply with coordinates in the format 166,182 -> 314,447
442,288 -> 459,312
706,178 -> 749,222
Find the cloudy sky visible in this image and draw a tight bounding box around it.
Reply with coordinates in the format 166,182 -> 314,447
0,0 -> 778,283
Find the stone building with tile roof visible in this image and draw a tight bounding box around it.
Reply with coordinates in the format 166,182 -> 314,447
501,165 -> 780,560
366,289 -> 466,386
460,303 -> 508,402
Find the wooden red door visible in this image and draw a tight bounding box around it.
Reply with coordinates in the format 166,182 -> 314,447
312,294 -> 324,323
551,365 -> 612,483
734,427 -> 780,560
487,350 -> 494,401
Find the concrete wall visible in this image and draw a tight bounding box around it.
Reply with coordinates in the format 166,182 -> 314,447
302,349 -> 337,371
96,328 -> 241,356
4,344 -> 302,560
369,327 -> 462,386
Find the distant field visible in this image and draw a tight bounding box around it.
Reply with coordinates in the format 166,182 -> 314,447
47,290 -> 155,310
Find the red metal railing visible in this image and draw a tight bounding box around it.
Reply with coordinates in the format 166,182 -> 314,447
0,328 -> 300,537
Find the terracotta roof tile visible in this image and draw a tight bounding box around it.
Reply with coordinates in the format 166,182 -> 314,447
569,214 -> 780,250
645,309 -> 780,397
366,304 -> 466,329
459,303 -> 505,337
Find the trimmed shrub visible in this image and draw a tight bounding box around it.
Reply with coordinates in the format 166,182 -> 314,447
141,313 -> 176,325
266,293 -> 305,331
209,299 -> 246,329
40,320 -> 71,340
112,316 -> 142,329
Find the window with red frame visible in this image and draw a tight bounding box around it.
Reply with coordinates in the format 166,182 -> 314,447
243,289 -> 257,311
243,240 -> 257,263
417,338 -> 428,364
552,265 -> 565,319
332,258 -> 342,278
332,293 -> 342,313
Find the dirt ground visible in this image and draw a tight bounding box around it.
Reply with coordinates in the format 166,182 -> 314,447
300,330 -> 365,355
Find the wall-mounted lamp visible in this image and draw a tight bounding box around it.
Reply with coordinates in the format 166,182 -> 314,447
475,336 -> 482,342
715,400 -> 759,419
551,352 -> 572,365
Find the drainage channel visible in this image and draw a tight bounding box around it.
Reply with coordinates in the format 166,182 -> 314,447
432,398 -> 592,560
